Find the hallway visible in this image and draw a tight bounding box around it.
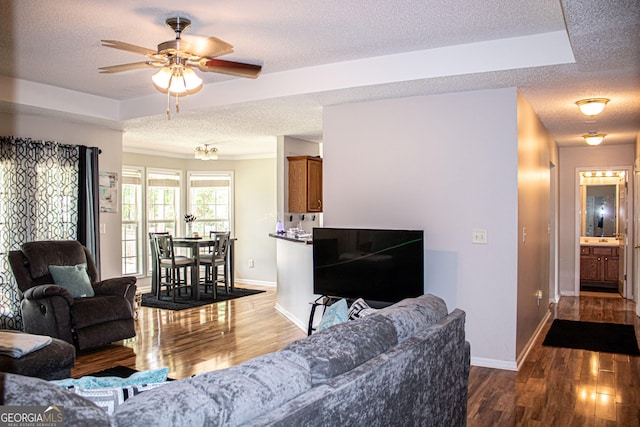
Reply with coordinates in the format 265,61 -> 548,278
467,293 -> 640,426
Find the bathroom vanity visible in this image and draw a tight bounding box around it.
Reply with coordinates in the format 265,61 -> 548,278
580,243 -> 619,289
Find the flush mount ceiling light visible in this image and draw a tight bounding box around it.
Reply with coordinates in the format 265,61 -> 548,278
582,132 -> 606,146
195,144 -> 218,160
575,98 -> 609,116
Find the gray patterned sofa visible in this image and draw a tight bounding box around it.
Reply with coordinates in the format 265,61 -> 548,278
0,294 -> 470,426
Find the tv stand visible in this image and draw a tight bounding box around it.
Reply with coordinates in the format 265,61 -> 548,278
307,295 -> 343,336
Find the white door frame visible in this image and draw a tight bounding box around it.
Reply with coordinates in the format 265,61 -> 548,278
574,166 -> 633,297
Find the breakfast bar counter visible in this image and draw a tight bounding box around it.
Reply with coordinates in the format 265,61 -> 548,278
270,233 -> 320,332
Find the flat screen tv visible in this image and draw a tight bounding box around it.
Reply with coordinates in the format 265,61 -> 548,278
312,227 -> 424,303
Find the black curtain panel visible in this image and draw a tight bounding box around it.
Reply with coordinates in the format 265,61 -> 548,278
77,146 -> 101,277
0,136 -> 92,330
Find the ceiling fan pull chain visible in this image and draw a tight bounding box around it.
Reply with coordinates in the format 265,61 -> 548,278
166,90 -> 171,120
175,93 -> 180,114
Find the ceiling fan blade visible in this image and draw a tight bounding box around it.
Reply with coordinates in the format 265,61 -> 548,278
101,40 -> 157,56
99,61 -> 156,73
198,58 -> 262,79
183,35 -> 234,58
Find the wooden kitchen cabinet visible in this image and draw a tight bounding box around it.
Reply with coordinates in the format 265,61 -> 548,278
287,156 -> 323,213
580,246 -> 619,284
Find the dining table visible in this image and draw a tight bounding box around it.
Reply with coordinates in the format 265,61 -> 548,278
151,236 -> 236,301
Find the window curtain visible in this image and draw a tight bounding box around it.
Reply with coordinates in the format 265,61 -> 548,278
0,136 -> 99,330
78,146 -> 101,278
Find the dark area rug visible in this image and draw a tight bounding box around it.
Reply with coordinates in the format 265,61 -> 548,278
87,365 -> 140,378
141,286 -> 265,311
85,365 -> 175,381
542,319 -> 640,355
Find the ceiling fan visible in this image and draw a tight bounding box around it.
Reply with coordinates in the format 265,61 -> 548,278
99,17 -> 261,116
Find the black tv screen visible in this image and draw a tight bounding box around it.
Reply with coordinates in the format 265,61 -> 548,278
312,227 -> 424,303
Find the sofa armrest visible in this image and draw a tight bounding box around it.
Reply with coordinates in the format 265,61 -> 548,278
93,276 -> 137,302
23,285 -> 74,305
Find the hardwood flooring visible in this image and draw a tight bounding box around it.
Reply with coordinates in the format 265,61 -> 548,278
71,285 -> 305,379
72,287 -> 640,426
467,293 -> 640,426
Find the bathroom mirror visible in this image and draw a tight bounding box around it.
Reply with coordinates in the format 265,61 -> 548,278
579,171 -> 623,238
582,184 -> 616,237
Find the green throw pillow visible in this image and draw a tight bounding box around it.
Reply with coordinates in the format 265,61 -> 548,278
317,299 -> 348,331
48,263 -> 95,298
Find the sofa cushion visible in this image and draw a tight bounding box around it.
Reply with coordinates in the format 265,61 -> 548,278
112,350 -> 311,426
49,263 -> 95,298
377,294 -> 448,342
285,314 -> 397,385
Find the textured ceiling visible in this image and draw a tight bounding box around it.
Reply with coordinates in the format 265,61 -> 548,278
0,0 -> 638,158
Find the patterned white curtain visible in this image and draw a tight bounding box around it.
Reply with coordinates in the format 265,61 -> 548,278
0,137 -> 79,330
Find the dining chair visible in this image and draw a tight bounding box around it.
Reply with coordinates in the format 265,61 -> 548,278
153,234 -> 196,301
201,231 -> 231,298
148,232 -> 169,294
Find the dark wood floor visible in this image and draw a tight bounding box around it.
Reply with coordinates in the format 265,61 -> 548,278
72,287 -> 640,426
467,292 -> 640,426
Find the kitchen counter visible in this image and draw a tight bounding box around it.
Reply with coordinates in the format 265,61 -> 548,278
270,234 -> 321,332
269,233 -> 313,244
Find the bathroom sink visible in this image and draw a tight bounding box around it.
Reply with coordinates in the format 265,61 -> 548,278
580,238 -> 620,247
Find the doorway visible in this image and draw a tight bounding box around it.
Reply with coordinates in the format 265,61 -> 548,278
574,167 -> 631,297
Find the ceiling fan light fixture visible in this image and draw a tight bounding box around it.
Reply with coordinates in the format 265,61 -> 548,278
151,67 -> 172,89
576,98 -> 609,116
583,132 -> 606,146
152,64 -> 202,95
182,67 -> 203,91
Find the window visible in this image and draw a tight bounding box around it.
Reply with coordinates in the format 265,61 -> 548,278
187,172 -> 233,237
147,170 -> 182,235
121,167 -> 143,275
120,168 -> 235,279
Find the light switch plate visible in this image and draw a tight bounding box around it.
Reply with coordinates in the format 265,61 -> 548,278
472,229 -> 487,244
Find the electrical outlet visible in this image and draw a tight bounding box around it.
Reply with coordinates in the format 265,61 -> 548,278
248,259 -> 255,268
472,229 -> 487,244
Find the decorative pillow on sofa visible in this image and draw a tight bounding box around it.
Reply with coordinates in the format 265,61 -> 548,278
48,263 -> 94,298
317,299 -> 348,331
51,367 -> 169,389
68,382 -> 168,415
348,298 -> 378,320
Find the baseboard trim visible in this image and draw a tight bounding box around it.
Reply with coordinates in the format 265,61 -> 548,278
560,290 -> 579,297
470,357 -> 518,371
274,303 -> 307,332
516,310 -> 551,370
234,278 -> 276,287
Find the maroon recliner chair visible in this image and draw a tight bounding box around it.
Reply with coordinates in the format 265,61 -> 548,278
8,240 -> 137,350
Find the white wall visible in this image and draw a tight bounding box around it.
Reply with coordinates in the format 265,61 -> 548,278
123,153 -> 278,285
558,144 -> 635,296
0,112 -> 124,280
323,88 -> 521,367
